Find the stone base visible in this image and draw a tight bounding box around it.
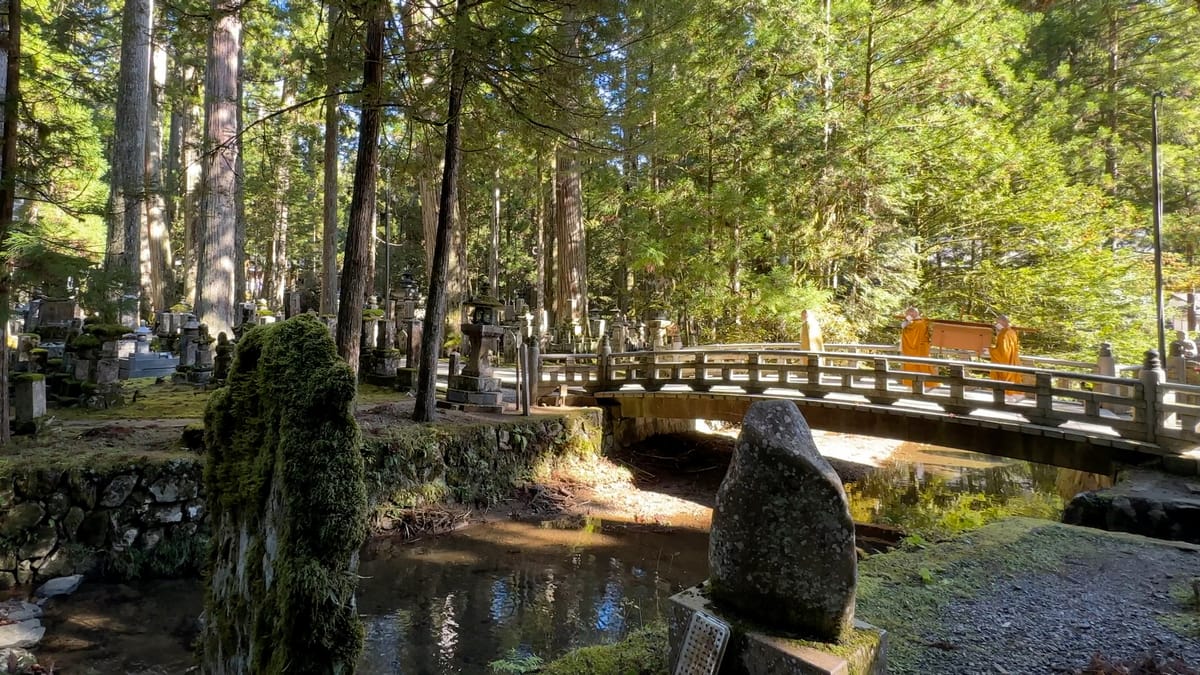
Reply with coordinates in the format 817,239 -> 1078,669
446,389 -> 503,406
396,368 -> 418,393
448,374 -> 501,392
436,400 -> 504,414
668,585 -> 887,675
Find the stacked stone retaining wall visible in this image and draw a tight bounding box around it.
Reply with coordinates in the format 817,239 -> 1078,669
0,410 -> 603,584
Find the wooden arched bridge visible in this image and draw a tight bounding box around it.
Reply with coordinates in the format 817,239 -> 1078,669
527,343 -> 1200,475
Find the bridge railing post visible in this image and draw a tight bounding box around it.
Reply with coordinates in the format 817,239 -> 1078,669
745,353 -> 766,394
588,335 -> 611,393
1029,372 -> 1055,426
944,364 -> 971,415
865,357 -> 896,405
803,355 -> 826,398
692,353 -> 711,392
1136,349 -> 1164,443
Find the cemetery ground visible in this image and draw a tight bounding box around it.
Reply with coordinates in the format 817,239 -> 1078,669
6,378 -> 1200,673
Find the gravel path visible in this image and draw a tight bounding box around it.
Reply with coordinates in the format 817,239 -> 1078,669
901,531 -> 1200,673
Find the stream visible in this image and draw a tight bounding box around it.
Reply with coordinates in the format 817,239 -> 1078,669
32,435 -> 1103,674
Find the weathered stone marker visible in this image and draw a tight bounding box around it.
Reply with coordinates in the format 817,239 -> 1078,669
709,399 -> 857,642
200,314 -> 368,674
669,400 -> 885,674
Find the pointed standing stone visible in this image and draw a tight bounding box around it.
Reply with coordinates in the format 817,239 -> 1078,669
709,400 -> 857,642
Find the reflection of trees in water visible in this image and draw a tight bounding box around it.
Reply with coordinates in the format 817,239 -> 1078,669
843,459 -> 1089,540
358,540 -> 695,673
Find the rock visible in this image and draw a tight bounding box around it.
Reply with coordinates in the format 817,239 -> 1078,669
33,547 -> 74,578
0,647 -> 38,673
17,522 -> 57,560
62,506 -> 85,539
34,574 -> 83,599
151,504 -> 183,524
185,500 -> 205,521
0,573 -> 15,590
45,492 -> 70,518
0,601 -> 42,624
0,620 -> 44,649
14,562 -> 31,585
100,474 -> 139,507
75,511 -> 111,547
708,400 -> 857,642
0,502 -> 45,538
65,469 -> 98,509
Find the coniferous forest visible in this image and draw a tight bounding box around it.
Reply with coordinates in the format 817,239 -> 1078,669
0,0 -> 1197,362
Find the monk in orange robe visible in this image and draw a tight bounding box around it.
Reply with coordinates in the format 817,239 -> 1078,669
900,306 -> 935,389
990,315 -> 1021,396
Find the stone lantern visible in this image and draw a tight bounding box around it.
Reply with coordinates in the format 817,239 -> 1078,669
443,284 -> 505,412
395,272 -> 424,393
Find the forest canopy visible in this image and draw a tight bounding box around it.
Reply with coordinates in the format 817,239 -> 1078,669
1,0 -> 1197,361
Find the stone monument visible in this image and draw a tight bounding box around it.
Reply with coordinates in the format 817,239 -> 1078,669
441,284 -> 505,412
200,314 -> 367,674
668,400 -> 886,673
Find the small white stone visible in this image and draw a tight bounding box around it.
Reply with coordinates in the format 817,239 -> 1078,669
34,573 -> 84,599
0,619 -> 45,649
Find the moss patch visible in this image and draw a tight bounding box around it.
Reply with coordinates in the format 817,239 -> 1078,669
540,622 -> 670,675
201,315 -> 368,673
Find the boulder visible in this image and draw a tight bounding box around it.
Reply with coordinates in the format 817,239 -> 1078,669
708,400 -> 857,642
34,573 -> 84,599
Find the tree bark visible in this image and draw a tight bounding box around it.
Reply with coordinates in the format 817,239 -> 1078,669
319,5 -> 340,316
194,0 -> 241,336
0,0 -> 20,444
335,2 -> 385,376
414,0 -> 468,422
264,86 -> 293,311
107,0 -> 153,306
145,32 -> 173,312
180,64 -> 202,306
554,143 -> 586,330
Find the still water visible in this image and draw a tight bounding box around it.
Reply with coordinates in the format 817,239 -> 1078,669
355,519 -> 710,674
34,439 -> 1101,674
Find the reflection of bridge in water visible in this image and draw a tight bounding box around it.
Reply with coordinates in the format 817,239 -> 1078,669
531,343 -> 1200,475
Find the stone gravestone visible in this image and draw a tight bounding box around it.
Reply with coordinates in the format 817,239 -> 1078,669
709,400 -> 857,640
669,400 -> 885,674
200,314 -> 368,674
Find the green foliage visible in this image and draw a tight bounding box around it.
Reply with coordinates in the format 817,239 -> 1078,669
488,649 -> 544,674
540,622 -> 670,675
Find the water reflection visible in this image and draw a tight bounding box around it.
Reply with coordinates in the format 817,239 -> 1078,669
844,443 -> 1110,540
355,520 -> 709,674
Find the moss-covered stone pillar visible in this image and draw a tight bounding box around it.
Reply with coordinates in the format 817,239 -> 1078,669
200,314 -> 368,674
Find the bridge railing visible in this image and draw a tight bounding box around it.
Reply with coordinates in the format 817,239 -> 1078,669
532,346 -> 1200,448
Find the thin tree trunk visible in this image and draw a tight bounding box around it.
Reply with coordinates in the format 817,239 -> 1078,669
335,2 -> 385,375
194,0 -> 241,336
418,140 -> 439,277
264,86 -> 293,311
0,0 -> 21,444
107,0 -> 152,307
319,5 -> 340,315
533,148 -> 544,331
181,65 -> 202,305
414,0 -> 467,422
234,46 -> 246,305
489,167 -> 499,293
145,33 -> 173,312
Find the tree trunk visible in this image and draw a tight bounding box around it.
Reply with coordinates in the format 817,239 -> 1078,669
418,139 -> 439,277
489,167 -> 500,293
533,148 -> 545,331
414,0 -> 468,422
319,5 -> 340,316
145,33 -> 173,312
264,86 -> 293,311
180,65 -> 202,306
107,0 -> 153,306
554,143 -> 586,330
194,0 -> 241,336
335,2 -> 385,376
234,46 -> 246,305
0,0 -> 20,444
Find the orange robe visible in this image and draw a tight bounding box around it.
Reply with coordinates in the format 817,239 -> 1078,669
990,326 -> 1021,394
900,318 -> 935,388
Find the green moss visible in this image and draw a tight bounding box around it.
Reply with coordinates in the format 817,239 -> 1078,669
201,314 -> 368,673
13,373 -> 45,383
541,622 -> 669,675
47,358 -> 63,369
362,308 -> 384,319
84,323 -> 131,340
789,626 -> 884,671
53,379 -> 212,421
30,348 -> 48,356
69,333 -> 101,352
104,531 -> 210,580
170,303 -> 191,312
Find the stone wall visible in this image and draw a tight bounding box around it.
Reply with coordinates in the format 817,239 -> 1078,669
0,410 -> 602,585
0,459 -> 206,587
